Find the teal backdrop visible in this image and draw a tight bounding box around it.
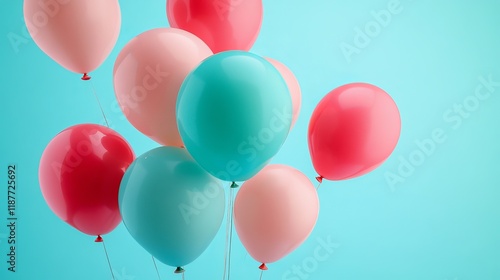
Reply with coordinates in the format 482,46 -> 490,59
1,0 -> 500,279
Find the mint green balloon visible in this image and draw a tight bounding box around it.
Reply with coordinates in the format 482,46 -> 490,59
118,147 -> 225,269
176,51 -> 292,182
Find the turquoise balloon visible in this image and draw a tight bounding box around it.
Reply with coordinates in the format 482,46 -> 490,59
176,51 -> 292,181
118,147 -> 225,269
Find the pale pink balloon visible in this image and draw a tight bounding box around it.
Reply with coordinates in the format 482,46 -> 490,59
265,58 -> 302,128
234,165 -> 319,266
24,0 -> 121,76
113,28 -> 213,147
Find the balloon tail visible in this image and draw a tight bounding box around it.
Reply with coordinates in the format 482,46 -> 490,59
222,185 -> 236,280
316,176 -> 323,190
95,235 -> 103,242
98,236 -> 115,280
152,256 -> 161,280
315,176 -> 323,183
174,267 -> 185,274
87,79 -> 110,127
81,73 -> 91,80
259,263 -> 268,270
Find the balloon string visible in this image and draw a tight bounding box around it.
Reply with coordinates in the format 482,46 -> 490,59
222,187 -> 230,280
88,79 -> 110,127
227,187 -> 235,279
316,182 -> 322,190
152,256 -> 161,280
259,270 -> 264,280
101,238 -> 115,280
182,271 -> 185,280
222,184 -> 235,280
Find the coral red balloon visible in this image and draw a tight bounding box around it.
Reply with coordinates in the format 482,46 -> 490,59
167,0 -> 263,53
308,83 -> 401,181
39,124 -> 134,236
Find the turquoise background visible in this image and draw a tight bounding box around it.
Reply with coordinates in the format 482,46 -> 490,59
1,0 -> 499,279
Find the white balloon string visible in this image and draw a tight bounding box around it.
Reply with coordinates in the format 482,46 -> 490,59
222,184 -> 232,280
152,256 -> 161,280
88,79 -> 109,127
100,238 -> 115,280
222,184 -> 236,280
227,187 -> 235,279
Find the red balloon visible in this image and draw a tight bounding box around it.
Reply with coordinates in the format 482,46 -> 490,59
308,83 -> 401,181
39,124 -> 134,236
167,0 -> 263,53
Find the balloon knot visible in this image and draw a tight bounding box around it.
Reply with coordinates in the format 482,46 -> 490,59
81,73 -> 91,80
315,176 -> 323,183
95,235 -> 103,242
174,267 -> 185,274
230,181 -> 239,189
259,263 -> 268,270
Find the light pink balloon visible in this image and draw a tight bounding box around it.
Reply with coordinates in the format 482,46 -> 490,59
234,164 -> 319,266
113,28 -> 213,147
265,58 -> 302,128
24,0 -> 121,76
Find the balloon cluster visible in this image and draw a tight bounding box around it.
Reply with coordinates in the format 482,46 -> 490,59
30,0 -> 401,276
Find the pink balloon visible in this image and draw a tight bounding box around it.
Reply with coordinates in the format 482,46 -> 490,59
265,58 -> 302,129
24,0 -> 121,76
113,28 -> 213,147
167,0 -> 263,53
308,83 -> 401,181
234,165 -> 319,266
